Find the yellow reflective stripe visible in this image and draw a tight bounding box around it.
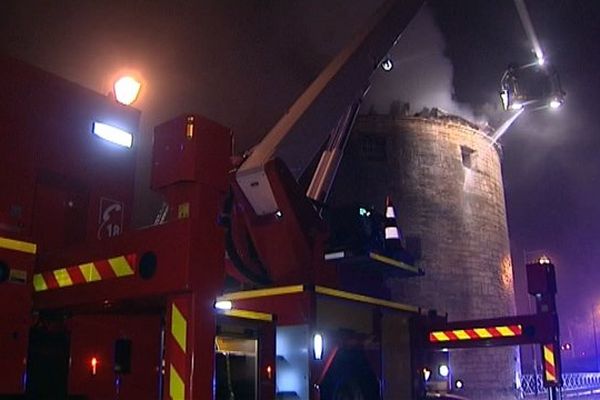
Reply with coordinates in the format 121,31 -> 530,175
0,237 -> 37,254
32,274 -> 48,292
544,346 -> 555,364
53,268 -> 73,287
222,309 -> 273,322
474,328 -> 493,338
496,326 -> 516,336
171,304 -> 187,353
315,286 -> 419,312
218,285 -> 305,301
169,364 -> 185,400
79,263 -> 101,282
368,252 -> 420,274
432,332 -> 450,342
544,345 -> 557,382
454,330 -> 471,340
108,256 -> 134,277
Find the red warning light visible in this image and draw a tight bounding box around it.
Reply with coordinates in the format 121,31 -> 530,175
90,357 -> 98,375
266,365 -> 273,380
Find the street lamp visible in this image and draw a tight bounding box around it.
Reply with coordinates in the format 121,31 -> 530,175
592,307 -> 600,371
523,248 -> 549,390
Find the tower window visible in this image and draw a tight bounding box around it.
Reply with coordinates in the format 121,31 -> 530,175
461,145 -> 475,168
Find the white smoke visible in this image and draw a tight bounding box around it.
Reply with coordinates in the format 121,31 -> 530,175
363,5 -> 482,124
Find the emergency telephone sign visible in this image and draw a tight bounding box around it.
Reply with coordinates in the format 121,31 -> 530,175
97,197 -> 124,240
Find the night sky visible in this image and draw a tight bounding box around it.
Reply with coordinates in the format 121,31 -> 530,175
1,0 -> 599,368
432,0 -> 600,369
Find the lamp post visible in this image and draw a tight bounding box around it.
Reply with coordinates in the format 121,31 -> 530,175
523,249 -> 548,393
592,308 -> 600,371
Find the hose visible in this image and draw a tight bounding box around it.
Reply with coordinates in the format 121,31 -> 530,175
221,188 -> 271,286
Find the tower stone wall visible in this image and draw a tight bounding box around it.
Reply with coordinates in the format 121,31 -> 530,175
330,112 -> 519,399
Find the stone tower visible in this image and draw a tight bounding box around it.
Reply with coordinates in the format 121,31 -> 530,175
330,108 -> 519,400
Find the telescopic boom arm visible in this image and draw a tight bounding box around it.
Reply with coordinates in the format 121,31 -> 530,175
236,0 -> 423,216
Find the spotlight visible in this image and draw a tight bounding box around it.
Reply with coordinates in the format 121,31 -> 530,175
510,102 -> 524,111
381,58 -> 393,72
455,379 -> 464,389
549,98 -> 562,109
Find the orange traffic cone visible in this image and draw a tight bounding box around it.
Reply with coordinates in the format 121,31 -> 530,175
384,195 -> 403,251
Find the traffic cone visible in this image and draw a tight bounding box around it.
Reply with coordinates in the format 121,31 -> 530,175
384,195 -> 403,251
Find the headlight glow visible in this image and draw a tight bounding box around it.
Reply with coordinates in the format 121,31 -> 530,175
214,300 -> 233,310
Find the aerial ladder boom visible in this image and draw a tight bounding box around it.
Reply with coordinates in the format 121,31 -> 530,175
236,0 -> 423,215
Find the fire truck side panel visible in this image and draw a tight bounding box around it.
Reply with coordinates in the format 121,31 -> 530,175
276,325 -> 310,399
152,113 -> 232,193
33,219 -> 194,309
381,310 -> 413,400
315,295 -> 415,400
68,314 -> 161,400
314,296 -> 380,400
225,292 -> 312,327
217,287 -> 420,399
0,55 -> 139,251
0,247 -> 35,394
315,295 -> 375,334
27,111 -> 231,398
1,57 -> 42,239
216,315 -> 277,400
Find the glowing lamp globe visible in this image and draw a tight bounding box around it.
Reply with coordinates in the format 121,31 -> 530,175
114,76 -> 141,105
538,255 -> 551,265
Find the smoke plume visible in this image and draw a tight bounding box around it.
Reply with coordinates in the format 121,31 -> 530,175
363,5 -> 480,124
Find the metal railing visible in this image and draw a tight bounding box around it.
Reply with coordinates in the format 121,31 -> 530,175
522,373 -> 600,396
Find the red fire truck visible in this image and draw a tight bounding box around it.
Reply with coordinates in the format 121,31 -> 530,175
0,1 -> 427,398
0,0 -> 562,399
